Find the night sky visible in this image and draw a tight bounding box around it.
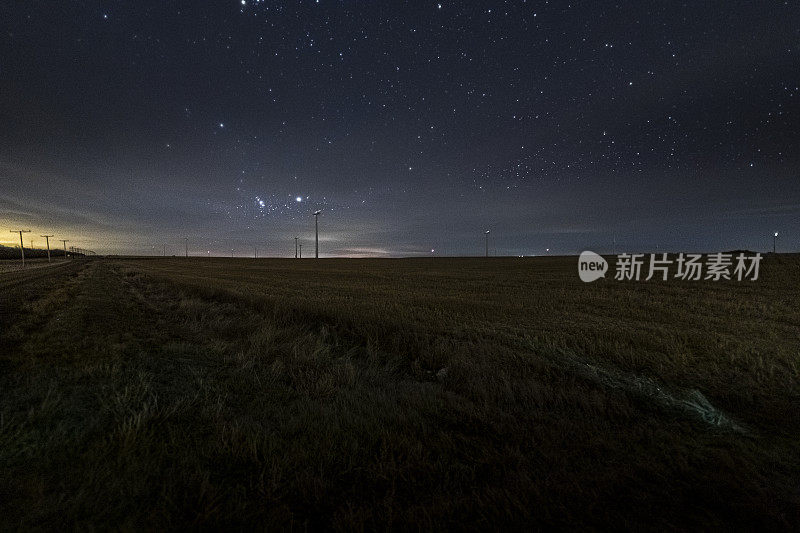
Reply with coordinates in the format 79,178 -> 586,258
2,1 -> 798,256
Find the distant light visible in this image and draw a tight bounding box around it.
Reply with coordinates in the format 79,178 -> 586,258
219,122 -> 225,128
775,232 -> 779,237
296,196 -> 302,202
103,14 -> 108,19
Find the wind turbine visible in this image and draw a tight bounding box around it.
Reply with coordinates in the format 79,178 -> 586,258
10,230 -> 31,267
484,230 -> 490,258
41,234 -> 54,263
313,210 -> 322,259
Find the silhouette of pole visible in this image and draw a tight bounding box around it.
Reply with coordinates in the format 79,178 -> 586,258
313,210 -> 322,259
254,245 -> 257,259
484,230 -> 490,258
41,234 -> 54,263
60,239 -> 69,261
774,232 -> 778,253
10,230 -> 31,267
185,237 -> 188,258
299,243 -> 302,259
295,236 -> 298,259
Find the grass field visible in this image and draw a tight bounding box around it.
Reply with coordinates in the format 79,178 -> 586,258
1,256 -> 798,529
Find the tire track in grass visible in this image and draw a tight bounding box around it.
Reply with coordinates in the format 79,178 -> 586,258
522,338 -> 751,434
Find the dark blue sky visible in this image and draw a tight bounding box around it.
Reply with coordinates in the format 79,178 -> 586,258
1,1 -> 798,256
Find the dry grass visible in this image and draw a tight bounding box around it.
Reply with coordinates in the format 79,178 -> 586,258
0,256 -> 798,529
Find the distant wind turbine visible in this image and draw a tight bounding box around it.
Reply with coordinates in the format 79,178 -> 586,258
313,210 -> 322,259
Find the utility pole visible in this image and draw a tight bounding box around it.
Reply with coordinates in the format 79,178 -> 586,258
185,237 -> 188,258
41,234 -> 54,263
295,236 -> 298,259
774,232 -> 778,254
484,230 -> 490,258
10,230 -> 31,267
313,210 -> 322,259
254,245 -> 257,259
60,239 -> 69,261
299,243 -> 302,259
163,243 -> 166,257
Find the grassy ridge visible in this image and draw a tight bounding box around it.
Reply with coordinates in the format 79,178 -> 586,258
0,245 -> 70,261
0,257 -> 798,529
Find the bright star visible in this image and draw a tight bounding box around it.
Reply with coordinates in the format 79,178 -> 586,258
296,196 -> 302,202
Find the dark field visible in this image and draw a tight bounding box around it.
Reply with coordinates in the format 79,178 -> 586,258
1,256 -> 798,529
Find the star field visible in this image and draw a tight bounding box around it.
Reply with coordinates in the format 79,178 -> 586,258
1,1 -> 798,256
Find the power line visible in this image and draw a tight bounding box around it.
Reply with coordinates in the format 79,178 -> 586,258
10,229 -> 31,267
41,234 -> 54,263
